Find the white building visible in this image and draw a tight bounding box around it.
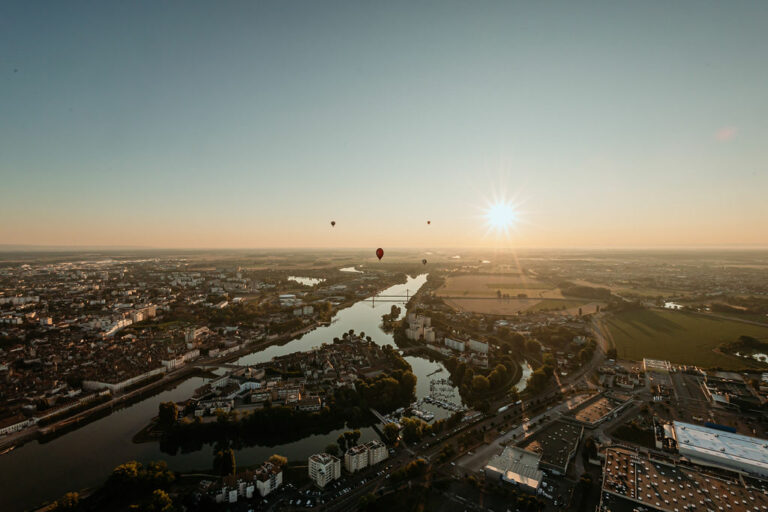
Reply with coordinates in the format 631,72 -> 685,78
308,453 -> 341,488
254,461 -> 283,497
344,444 -> 370,473
82,366 -> 166,393
0,416 -> 36,436
365,440 -> 388,466
673,421 -> 768,477
161,349 -> 200,370
445,337 -> 466,352
468,339 -> 489,354
643,358 -> 671,374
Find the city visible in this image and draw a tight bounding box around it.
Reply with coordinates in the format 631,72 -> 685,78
2,251 -> 768,511
2,1 -> 768,511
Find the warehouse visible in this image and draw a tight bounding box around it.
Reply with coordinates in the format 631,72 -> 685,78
673,421 -> 768,477
484,446 -> 543,493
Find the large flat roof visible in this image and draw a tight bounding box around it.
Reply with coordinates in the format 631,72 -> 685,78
485,446 -> 543,489
674,421 -> 768,472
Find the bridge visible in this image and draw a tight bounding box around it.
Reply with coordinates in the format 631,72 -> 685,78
370,408 -> 400,428
362,290 -> 410,305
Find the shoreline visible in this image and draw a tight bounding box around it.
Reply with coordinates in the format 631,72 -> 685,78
0,277 -> 407,454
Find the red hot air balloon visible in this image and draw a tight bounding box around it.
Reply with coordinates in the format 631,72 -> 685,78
427,220 -> 431,225
330,221 -> 336,227
375,248 -> 384,260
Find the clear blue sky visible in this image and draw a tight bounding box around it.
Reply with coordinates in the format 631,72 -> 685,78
1,1 -> 767,248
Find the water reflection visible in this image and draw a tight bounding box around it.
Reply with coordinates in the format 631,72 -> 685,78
0,274 -> 447,511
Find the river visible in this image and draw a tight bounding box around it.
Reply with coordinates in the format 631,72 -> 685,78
0,273 -> 464,511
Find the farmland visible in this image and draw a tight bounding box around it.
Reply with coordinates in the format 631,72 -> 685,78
437,274 -> 606,315
605,309 -> 768,369
442,297 -> 536,315
437,274 -> 563,299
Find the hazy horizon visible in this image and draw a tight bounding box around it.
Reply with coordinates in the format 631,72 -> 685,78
2,1 -> 767,249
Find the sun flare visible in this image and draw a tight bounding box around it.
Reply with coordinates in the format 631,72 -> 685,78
484,201 -> 518,233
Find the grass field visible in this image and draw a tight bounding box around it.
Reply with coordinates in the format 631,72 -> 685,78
605,309 -> 768,369
443,297 -> 537,315
438,274 -> 562,298
525,299 -> 582,311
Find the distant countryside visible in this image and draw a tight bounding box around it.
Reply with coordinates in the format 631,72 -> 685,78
605,309 -> 768,370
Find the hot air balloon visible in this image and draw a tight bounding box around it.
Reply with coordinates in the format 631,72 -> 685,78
375,248 -> 384,260
330,221 -> 336,227
422,259 -> 427,265
427,220 -> 431,225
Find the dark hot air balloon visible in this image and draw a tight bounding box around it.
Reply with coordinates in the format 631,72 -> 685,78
330,221 -> 336,227
375,248 -> 384,260
422,259 -> 427,265
427,220 -> 431,225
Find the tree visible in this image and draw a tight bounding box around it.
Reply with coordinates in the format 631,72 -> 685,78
525,339 -> 541,354
158,402 -> 178,427
343,430 -> 361,448
382,422 -> 400,444
358,493 -> 379,511
111,461 -> 142,486
268,454 -> 287,468
53,492 -> 80,511
147,489 -> 173,512
337,433 -> 347,452
325,443 -> 340,457
401,417 -> 427,443
606,348 -> 617,359
214,448 -> 236,476
471,375 -> 490,394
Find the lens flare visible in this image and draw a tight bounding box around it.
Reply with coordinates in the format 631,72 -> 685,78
484,201 -> 518,234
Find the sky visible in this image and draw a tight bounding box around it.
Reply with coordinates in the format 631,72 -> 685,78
1,1 -> 767,249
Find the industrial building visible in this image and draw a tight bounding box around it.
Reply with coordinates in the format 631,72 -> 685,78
673,421 -> 768,477
484,446 -> 543,493
599,447 -> 768,512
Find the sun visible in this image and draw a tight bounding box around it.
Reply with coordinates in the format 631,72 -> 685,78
484,201 -> 518,234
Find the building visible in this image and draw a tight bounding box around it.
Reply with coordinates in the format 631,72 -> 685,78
82,366 -> 166,393
344,444 -> 370,473
599,447 -> 768,512
0,415 -> 36,436
308,453 -> 341,488
296,395 -> 322,412
468,339 -> 489,354
444,337 -> 466,352
673,421 -> 768,477
254,461 -> 283,497
365,440 -> 388,466
643,358 -> 671,373
484,446 -> 543,493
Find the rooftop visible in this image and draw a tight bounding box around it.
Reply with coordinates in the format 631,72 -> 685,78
674,421 -> 768,473
485,446 -> 543,489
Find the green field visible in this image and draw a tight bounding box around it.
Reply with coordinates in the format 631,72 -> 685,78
605,309 -> 768,369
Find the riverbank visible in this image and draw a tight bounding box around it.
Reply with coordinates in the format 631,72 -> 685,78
0,291 -> 366,454
0,274 -> 434,512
